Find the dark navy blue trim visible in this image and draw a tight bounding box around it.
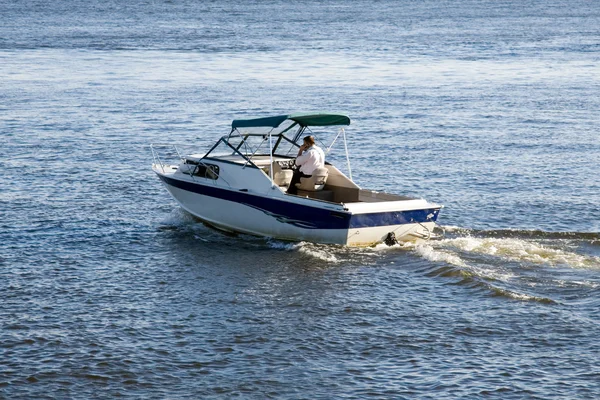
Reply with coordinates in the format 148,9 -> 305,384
158,174 -> 351,230
159,174 -> 441,231
349,208 -> 440,229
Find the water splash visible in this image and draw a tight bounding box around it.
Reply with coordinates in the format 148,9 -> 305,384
298,245 -> 339,263
266,240 -> 302,251
489,287 -> 556,304
407,226 -> 600,303
263,239 -> 340,263
413,243 -> 468,268
415,242 -> 516,282
472,229 -> 600,241
436,235 -> 600,270
157,209 -> 200,230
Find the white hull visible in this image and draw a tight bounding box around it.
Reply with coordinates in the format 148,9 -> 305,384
159,171 -> 439,246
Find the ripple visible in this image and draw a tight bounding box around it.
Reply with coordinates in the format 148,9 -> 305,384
2,2 -> 600,398
435,231 -> 600,270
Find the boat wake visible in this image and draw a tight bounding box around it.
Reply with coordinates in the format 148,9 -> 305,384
443,226 -> 600,242
406,226 -> 600,303
428,227 -> 600,269
426,236 -> 598,269
158,212 -> 599,303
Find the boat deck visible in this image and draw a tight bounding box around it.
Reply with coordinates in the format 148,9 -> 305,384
187,154 -> 419,205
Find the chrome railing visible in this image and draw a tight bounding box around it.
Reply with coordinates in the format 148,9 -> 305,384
151,143 -> 186,173
150,143 -> 231,188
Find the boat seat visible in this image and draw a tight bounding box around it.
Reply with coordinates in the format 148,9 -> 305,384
296,167 -> 328,191
271,162 -> 293,187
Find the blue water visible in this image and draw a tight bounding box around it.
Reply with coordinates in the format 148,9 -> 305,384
1,0 -> 599,398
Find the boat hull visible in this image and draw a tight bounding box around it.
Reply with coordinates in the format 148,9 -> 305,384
157,173 -> 440,246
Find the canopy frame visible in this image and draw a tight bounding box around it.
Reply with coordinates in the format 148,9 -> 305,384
204,113 -> 353,186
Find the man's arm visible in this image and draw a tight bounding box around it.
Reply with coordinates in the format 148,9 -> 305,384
296,144 -> 308,165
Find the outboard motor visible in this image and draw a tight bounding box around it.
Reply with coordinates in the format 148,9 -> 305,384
384,232 -> 398,246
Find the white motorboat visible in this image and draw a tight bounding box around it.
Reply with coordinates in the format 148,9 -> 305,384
151,113 -> 442,246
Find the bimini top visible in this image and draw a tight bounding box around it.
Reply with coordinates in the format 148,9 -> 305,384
231,113 -> 351,130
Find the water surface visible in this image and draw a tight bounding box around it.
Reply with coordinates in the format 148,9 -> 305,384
1,0 -> 599,398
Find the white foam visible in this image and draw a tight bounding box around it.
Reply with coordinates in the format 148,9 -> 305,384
298,244 -> 339,263
160,208 -> 197,227
301,250 -> 339,263
267,240 -> 339,263
417,243 -> 516,281
364,241 -> 417,252
266,240 -> 302,251
438,236 -> 600,269
439,225 -> 464,233
570,280 -> 600,288
414,244 -> 467,267
495,288 -> 552,303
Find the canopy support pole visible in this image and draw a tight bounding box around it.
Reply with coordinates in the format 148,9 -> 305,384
342,128 -> 352,180
268,128 -> 275,186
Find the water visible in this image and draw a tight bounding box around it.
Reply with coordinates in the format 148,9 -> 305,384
1,0 -> 599,398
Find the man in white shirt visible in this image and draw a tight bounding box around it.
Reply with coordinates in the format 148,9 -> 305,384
287,135 -> 325,195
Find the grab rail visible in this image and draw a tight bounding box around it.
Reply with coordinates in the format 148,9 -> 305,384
150,143 -> 232,188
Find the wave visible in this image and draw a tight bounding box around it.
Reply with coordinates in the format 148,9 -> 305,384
412,260 -> 557,304
488,286 -> 556,304
155,215 -> 597,302
417,256 -> 558,304
442,226 -> 600,241
435,236 -> 599,270
265,241 -> 339,263
371,224 -> 599,270
157,208 -> 200,229
431,223 -> 600,269
407,225 -> 600,303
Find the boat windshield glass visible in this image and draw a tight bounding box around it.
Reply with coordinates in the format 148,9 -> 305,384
211,120 -> 349,163
224,121 -> 304,158
224,134 -> 298,158
227,134 -> 272,157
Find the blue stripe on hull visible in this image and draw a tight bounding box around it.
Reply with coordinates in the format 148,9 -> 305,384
349,208 -> 440,229
158,174 -> 441,231
158,174 -> 351,230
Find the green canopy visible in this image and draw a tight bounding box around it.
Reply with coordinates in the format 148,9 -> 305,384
231,113 -> 350,129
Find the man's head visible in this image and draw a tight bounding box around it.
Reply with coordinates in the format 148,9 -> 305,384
303,136 -> 315,147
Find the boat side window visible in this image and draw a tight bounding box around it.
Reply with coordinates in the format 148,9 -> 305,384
182,161 -> 220,180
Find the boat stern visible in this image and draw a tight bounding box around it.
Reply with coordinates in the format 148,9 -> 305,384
343,199 -> 442,246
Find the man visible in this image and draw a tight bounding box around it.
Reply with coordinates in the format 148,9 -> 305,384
287,135 -> 325,195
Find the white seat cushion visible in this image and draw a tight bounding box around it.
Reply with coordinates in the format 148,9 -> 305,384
296,167 -> 328,191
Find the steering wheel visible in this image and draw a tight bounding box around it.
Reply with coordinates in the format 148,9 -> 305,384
287,158 -> 297,170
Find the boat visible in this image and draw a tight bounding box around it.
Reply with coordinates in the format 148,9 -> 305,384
151,113 -> 442,246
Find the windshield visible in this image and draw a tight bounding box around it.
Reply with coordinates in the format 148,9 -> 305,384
206,122 -> 350,169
